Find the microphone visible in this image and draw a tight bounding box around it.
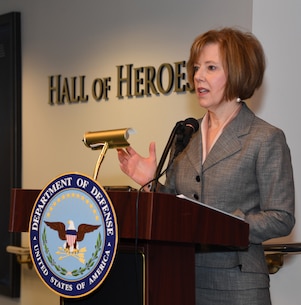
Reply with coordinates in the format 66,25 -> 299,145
174,117 -> 199,157
152,117 -> 199,191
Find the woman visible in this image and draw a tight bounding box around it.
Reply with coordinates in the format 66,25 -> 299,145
117,28 -> 295,305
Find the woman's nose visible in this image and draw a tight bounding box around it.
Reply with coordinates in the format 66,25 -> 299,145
194,69 -> 204,82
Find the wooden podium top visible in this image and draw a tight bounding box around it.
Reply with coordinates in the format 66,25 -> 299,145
9,188 -> 249,248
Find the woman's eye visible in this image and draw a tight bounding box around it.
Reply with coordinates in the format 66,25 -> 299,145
193,66 -> 199,72
208,65 -> 216,71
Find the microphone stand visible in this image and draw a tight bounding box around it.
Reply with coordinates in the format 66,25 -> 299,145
152,121 -> 183,192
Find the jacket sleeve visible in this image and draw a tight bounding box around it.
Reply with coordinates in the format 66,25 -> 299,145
244,128 -> 295,244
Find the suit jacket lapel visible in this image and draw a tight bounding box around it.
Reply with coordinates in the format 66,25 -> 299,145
202,128 -> 242,171
200,103 -> 255,172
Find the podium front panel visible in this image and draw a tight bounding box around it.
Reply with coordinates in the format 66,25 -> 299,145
61,250 -> 144,305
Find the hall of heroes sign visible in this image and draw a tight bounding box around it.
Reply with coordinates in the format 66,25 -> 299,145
48,61 -> 193,105
29,172 -> 118,298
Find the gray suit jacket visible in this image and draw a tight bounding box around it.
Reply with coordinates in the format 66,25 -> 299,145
161,103 -> 295,281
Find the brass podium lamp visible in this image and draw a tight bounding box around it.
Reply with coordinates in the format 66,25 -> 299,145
83,128 -> 135,180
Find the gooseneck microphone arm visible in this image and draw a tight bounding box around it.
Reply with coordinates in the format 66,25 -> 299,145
151,118 -> 199,192
151,120 -> 184,191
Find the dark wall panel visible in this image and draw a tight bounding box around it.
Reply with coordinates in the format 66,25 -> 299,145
0,11 -> 22,297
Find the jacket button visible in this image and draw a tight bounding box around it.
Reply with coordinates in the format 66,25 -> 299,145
193,194 -> 199,200
196,175 -> 200,182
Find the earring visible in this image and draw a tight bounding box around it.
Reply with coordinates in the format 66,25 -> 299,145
236,97 -> 242,103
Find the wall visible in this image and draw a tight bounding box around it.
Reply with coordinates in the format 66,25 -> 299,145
0,0 -> 300,304
252,1 -> 301,304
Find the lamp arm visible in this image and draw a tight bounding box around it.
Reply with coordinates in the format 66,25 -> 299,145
93,142 -> 109,180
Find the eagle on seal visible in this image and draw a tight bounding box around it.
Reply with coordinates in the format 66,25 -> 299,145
44,220 -> 100,253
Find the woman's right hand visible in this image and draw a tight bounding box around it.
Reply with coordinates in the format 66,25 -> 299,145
117,142 -> 157,187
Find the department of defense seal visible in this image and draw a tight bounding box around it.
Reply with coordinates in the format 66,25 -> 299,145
29,172 -> 118,298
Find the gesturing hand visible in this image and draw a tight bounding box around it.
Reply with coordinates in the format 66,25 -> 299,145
117,142 -> 157,187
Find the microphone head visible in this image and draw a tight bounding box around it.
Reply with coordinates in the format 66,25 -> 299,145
174,117 -> 199,157
184,117 -> 199,133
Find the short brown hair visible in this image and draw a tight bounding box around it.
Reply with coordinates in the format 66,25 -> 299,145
187,27 -> 266,100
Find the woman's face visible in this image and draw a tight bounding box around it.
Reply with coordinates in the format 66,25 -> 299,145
193,43 -> 228,111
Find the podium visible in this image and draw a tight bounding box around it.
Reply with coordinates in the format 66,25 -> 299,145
9,188 -> 249,305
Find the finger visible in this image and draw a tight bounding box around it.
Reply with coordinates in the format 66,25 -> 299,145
117,149 -> 128,162
149,142 -> 156,159
126,146 -> 136,156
